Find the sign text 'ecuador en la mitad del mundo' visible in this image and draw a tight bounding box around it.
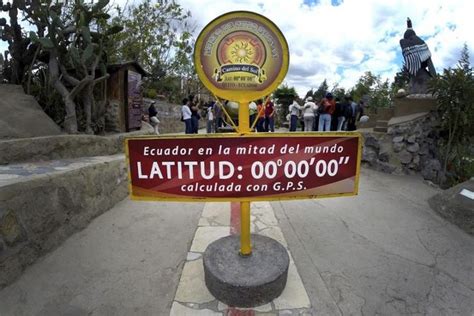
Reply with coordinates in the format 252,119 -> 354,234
127,134 -> 361,201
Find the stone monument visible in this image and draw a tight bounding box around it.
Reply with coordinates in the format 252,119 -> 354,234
399,18 -> 437,94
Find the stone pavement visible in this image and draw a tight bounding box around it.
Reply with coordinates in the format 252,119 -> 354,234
170,202 -> 311,315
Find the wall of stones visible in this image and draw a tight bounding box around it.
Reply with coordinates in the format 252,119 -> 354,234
0,156 -> 128,289
362,112 -> 445,184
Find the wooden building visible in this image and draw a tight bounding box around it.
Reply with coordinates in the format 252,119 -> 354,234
105,62 -> 148,132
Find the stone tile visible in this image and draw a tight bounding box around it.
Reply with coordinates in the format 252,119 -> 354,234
174,259 -> 215,304
258,227 -> 288,248
273,261 -> 311,310
190,227 -> 230,253
218,302 -> 273,312
252,202 -> 278,226
170,302 -> 221,315
201,202 -> 231,226
199,217 -> 210,226
186,252 -> 202,261
255,220 -> 268,232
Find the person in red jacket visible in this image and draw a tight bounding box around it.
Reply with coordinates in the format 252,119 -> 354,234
318,92 -> 336,131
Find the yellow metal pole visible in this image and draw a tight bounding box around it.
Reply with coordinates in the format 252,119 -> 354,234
238,100 -> 252,256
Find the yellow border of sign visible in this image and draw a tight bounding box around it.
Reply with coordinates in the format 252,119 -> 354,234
194,11 -> 290,102
125,132 -> 362,202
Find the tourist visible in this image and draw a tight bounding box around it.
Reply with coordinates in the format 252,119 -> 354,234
190,96 -> 200,134
148,101 -> 160,135
249,100 -> 257,130
256,99 -> 265,132
318,93 -> 336,131
181,98 -> 192,134
264,98 -> 275,132
214,102 -> 223,132
302,97 -> 316,132
288,99 -> 301,132
334,97 -> 346,131
206,102 -> 215,133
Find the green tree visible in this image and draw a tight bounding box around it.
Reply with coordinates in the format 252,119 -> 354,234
24,0 -> 122,134
391,66 -> 410,94
108,0 -> 195,99
314,79 -> 328,101
273,84 -> 298,123
348,71 -> 391,108
429,44 -> 474,182
0,0 -> 43,85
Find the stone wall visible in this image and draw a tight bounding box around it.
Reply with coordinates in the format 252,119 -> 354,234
0,155 -> 128,289
362,112 -> 445,184
0,128 -> 154,165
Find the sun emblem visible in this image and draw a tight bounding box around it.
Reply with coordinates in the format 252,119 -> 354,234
230,41 -> 254,63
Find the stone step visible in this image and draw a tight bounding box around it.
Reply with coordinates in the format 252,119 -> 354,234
373,127 -> 388,133
0,154 -> 128,289
375,120 -> 389,127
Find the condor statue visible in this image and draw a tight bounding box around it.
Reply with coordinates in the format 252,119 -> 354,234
400,18 -> 437,94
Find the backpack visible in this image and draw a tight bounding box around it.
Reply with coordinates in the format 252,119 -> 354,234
343,103 -> 353,119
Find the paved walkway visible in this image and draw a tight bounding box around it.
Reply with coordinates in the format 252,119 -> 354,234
170,201 -> 311,315
0,168 -> 473,315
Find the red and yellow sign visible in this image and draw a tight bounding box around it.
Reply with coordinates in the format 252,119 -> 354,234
194,11 -> 289,101
126,133 -> 362,202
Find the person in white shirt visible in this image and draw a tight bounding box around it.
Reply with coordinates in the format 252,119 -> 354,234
303,97 -> 317,132
181,98 -> 192,134
288,99 -> 301,132
206,102 -> 215,133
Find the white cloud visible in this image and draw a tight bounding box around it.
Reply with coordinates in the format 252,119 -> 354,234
2,0 -> 474,97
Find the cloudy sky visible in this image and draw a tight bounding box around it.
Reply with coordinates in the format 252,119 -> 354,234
2,0 -> 473,96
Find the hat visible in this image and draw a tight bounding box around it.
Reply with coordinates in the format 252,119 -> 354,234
325,92 -> 333,98
306,96 -> 313,102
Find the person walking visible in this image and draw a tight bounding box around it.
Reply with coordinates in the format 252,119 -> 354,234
181,98 -> 192,134
318,92 -> 336,131
288,99 -> 301,131
148,101 -> 160,134
302,97 -> 316,132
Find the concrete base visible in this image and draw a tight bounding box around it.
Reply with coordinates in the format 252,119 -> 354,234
203,234 -> 289,307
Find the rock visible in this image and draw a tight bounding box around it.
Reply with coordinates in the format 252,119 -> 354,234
362,146 -> 378,164
0,237 -> 4,252
395,89 -> 407,98
413,154 -> 420,165
409,155 -> 421,171
0,84 -> 62,139
407,143 -> 420,153
379,150 -> 390,163
399,150 -> 412,164
407,135 -> 417,144
419,143 -> 430,155
364,135 -> 380,150
393,142 -> 404,153
421,159 -> 442,181
0,211 -> 27,247
393,136 -> 404,143
428,179 -> 474,235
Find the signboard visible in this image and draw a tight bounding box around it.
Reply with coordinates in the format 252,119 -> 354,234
194,11 -> 289,101
126,133 -> 362,201
126,70 -> 143,131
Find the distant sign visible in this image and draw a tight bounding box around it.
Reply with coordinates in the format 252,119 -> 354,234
126,133 -> 362,201
194,11 -> 289,101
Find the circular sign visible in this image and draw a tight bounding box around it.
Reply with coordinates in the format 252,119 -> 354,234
194,11 -> 289,102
